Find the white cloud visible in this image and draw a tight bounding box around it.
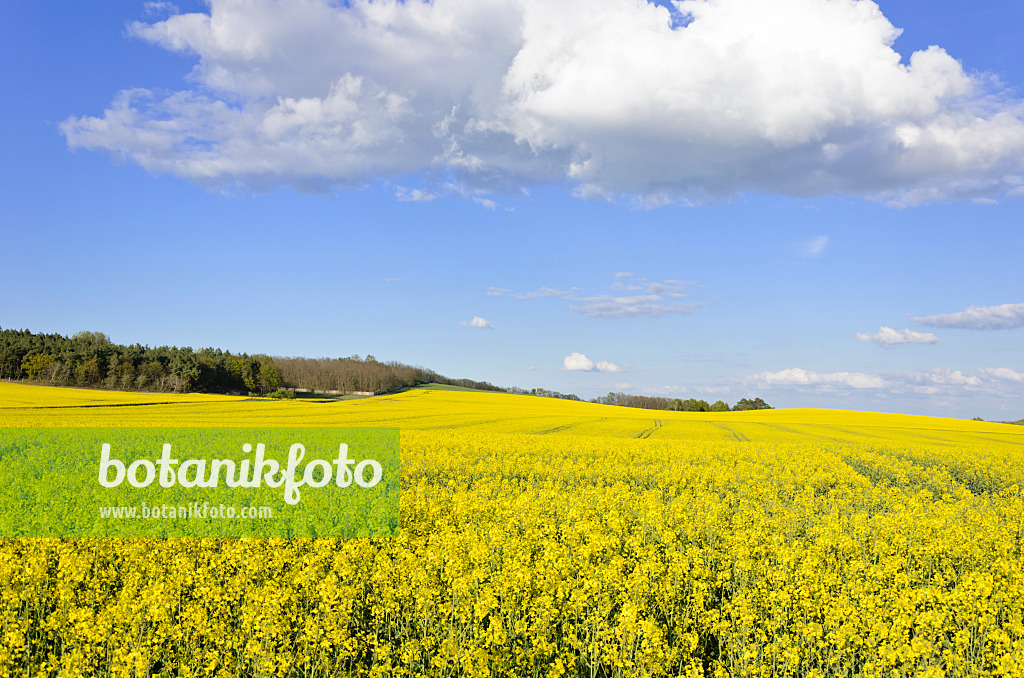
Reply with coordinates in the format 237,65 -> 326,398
395,186 -> 438,202
569,295 -> 700,319
143,2 -> 179,17
855,326 -> 941,347
563,352 -> 595,371
900,368 -> 983,390
750,365 -> 1024,398
494,276 -> 699,318
753,367 -> 887,389
802,235 -> 829,257
977,367 -> 1024,383
913,303 -> 1024,330
461,315 -> 494,328
61,0 -> 1024,204
594,360 -> 624,372
487,286 -> 574,299
472,196 -> 498,210
562,352 -> 623,372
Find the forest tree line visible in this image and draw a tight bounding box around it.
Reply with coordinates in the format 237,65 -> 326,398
0,327 -> 502,396
0,327 -> 769,409
507,387 -> 771,411
273,356 -> 502,395
592,392 -> 772,411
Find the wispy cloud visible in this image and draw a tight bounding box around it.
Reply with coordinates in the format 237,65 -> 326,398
913,303 -> 1024,330
143,2 -> 178,17
492,276 -> 700,319
750,366 -> 1023,396
569,295 -> 699,319
752,368 -> 887,389
394,186 -> 439,202
460,315 -> 494,329
977,367 -> 1024,383
487,286 -> 574,299
855,326 -> 942,347
562,352 -> 623,372
802,236 -> 829,258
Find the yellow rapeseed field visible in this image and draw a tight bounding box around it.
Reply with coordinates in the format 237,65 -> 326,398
2,381 -> 1023,677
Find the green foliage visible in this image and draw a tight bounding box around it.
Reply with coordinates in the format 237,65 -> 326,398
0,326 -> 507,398
0,327 -> 262,394
733,397 -> 773,411
592,392 -> 771,413
21,353 -> 55,380
267,389 -> 296,399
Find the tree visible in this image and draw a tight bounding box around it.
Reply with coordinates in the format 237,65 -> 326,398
733,397 -> 772,411
710,400 -> 730,412
680,398 -> 711,412
255,355 -> 282,395
22,353 -> 55,381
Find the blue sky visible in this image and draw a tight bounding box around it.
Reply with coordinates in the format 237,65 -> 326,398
1,0 -> 1022,419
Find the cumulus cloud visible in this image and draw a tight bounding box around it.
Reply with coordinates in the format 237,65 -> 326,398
562,352 -> 623,372
855,326 -> 942,347
461,315 -> 494,328
913,303 -> 1024,330
493,276 -> 699,318
61,0 -> 1024,204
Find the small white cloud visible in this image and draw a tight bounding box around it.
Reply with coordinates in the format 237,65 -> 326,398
563,352 -> 595,371
461,315 -> 494,329
855,326 -> 942,347
494,275 -> 699,319
472,196 -> 497,210
562,352 -> 622,372
385,277 -> 404,283
143,2 -> 178,17
803,236 -> 829,258
570,295 -> 700,319
526,365 -> 536,371
395,186 -> 438,202
913,303 -> 1024,330
488,286 -> 574,299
